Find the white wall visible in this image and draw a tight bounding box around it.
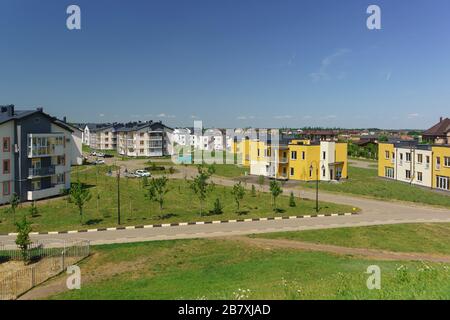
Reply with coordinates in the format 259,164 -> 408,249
396,147 -> 432,188
320,141 -> 335,181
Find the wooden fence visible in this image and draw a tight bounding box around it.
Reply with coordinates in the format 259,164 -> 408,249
0,240 -> 90,300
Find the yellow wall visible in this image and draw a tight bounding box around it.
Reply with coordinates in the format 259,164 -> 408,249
335,143 -> 348,179
232,139 -> 251,167
432,146 -> 450,188
378,143 -> 395,178
288,144 -> 320,181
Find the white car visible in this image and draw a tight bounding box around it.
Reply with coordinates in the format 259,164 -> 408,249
94,159 -> 105,165
96,152 -> 105,157
135,170 -> 151,177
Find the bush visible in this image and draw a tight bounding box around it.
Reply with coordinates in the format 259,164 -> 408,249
210,198 -> 224,215
289,192 -> 296,207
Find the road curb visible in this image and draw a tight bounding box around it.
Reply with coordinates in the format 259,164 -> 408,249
1,212 -> 358,236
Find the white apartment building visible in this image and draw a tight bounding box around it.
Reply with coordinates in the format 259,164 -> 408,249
89,124 -> 121,151
392,144 -> 433,188
117,121 -> 173,157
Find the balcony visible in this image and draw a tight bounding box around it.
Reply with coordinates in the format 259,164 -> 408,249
28,166 -> 55,178
27,184 -> 66,201
268,157 -> 288,164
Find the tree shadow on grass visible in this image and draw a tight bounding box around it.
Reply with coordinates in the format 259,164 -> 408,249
84,218 -> 103,225
236,210 -> 250,216
153,213 -> 178,220
273,208 -> 286,214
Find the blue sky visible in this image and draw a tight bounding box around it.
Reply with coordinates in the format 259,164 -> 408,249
1,0 -> 449,129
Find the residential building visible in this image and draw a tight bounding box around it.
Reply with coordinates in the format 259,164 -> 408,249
422,117 -> 450,145
0,105 -> 73,204
247,138 -> 348,181
89,124 -> 121,151
378,141 -> 450,191
117,121 -> 173,157
55,119 -> 83,165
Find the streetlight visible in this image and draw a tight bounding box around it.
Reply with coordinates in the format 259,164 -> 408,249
309,161 -> 320,213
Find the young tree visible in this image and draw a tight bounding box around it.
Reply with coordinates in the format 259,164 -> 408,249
148,176 -> 170,213
10,193 -> 20,224
69,182 -> 92,224
257,175 -> 265,193
29,201 -> 39,217
251,184 -> 256,197
142,175 -> 149,187
231,181 -> 245,212
289,191 -> 296,207
211,198 -> 223,215
190,165 -> 214,216
15,216 -> 32,265
269,180 -> 283,209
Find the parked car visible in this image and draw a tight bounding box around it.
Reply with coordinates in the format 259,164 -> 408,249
90,151 -> 97,156
96,152 -> 105,157
93,159 -> 105,165
134,169 -> 151,177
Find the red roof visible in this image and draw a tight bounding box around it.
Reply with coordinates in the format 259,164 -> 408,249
423,118 -> 450,137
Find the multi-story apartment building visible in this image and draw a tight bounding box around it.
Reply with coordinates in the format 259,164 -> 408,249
0,105 -> 73,204
247,138 -> 348,181
117,121 -> 173,157
88,124 -> 121,151
378,141 -> 450,191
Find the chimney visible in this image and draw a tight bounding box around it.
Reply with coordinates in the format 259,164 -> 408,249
63,116 -> 67,123
37,107 -> 43,112
1,105 -> 14,117
440,117 -> 443,122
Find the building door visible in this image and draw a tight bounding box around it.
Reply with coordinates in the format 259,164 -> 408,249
330,169 -> 334,180
436,176 -> 449,190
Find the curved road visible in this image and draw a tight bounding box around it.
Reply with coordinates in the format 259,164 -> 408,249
1,163 -> 449,246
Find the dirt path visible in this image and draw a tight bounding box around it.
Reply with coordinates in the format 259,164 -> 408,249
227,236 -> 450,263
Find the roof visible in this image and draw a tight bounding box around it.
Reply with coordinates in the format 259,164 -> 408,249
116,121 -> 173,133
0,105 -> 74,133
423,118 -> 450,137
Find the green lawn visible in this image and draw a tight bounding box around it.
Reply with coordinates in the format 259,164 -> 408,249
255,223 -> 450,255
0,166 -> 354,233
302,166 -> 450,208
50,238 -> 450,300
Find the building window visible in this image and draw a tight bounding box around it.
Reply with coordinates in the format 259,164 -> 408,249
392,152 -> 395,159
3,137 -> 10,152
323,168 -> 326,177
385,151 -> 390,159
56,155 -> 65,166
426,156 -> 430,164
406,153 -> 411,162
436,157 -> 441,169
290,167 -> 294,176
400,153 -> 403,160
56,173 -> 65,184
445,157 -> 450,167
406,170 -> 411,179
302,151 -> 305,160
257,149 -> 260,157
417,154 -> 423,163
31,179 -> 41,191
417,171 -> 423,182
291,151 -> 297,160
3,159 -> 10,174
2,181 -> 10,196
385,167 -> 394,178
309,168 -> 313,177
322,151 -> 326,160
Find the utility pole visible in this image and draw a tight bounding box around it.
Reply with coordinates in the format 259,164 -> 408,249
315,165 -> 319,213
117,166 -> 121,225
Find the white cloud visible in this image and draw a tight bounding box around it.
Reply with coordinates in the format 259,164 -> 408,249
407,113 -> 420,118
157,113 -> 176,118
237,115 -> 255,120
99,113 -> 105,117
274,115 -> 293,119
310,48 -> 351,82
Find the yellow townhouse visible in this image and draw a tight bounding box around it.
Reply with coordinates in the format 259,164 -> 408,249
248,138 -> 348,181
432,145 -> 450,191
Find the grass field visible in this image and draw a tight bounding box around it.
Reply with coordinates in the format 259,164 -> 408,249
255,223 -> 450,255
302,166 -> 450,207
0,165 -> 354,233
50,238 -> 450,300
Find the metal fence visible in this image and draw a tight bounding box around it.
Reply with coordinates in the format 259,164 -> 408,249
0,239 -> 90,300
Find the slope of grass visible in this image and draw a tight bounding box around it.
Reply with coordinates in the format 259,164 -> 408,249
302,166 -> 450,207
0,166 -> 354,233
255,223 -> 450,255
50,239 -> 450,300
